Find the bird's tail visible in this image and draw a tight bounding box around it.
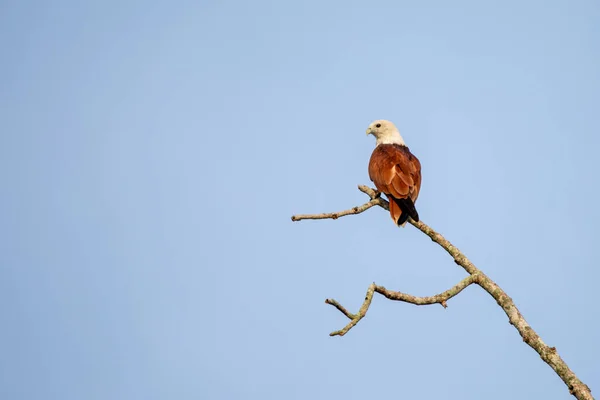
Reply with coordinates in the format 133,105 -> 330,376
389,198 -> 403,226
390,197 -> 419,227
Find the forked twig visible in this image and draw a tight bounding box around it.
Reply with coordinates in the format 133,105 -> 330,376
325,275 -> 479,337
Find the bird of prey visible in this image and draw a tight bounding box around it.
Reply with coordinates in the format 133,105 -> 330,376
366,119 -> 422,226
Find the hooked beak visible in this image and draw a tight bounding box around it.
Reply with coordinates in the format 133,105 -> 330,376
366,127 -> 372,136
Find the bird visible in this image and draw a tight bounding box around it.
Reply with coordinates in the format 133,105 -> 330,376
366,119 -> 422,227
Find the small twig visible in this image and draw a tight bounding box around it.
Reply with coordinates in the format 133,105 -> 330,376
324,298 -> 356,320
292,185 -> 593,400
327,283 -> 376,337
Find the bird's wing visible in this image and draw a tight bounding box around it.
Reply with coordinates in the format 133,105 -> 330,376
368,144 -> 421,203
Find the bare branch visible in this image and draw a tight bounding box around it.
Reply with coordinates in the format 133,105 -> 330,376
292,185 -> 594,400
290,199 -> 380,221
375,274 -> 479,307
291,187 -> 385,222
326,275 -> 479,336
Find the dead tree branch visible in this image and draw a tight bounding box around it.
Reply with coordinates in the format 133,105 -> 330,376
291,185 -> 593,400
325,275 -> 478,336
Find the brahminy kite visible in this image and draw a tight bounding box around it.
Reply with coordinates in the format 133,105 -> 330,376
366,119 -> 422,227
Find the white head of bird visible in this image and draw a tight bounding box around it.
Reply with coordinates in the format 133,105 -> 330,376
366,119 -> 405,146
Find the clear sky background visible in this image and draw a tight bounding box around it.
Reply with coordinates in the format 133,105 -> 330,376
1,1 -> 598,399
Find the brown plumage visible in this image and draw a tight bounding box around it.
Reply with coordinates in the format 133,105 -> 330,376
369,144 -> 421,225
366,120 -> 422,226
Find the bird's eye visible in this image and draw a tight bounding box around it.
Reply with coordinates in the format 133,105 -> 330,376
375,123 -> 381,128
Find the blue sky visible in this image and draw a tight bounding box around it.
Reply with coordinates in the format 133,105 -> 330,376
1,1 -> 598,399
